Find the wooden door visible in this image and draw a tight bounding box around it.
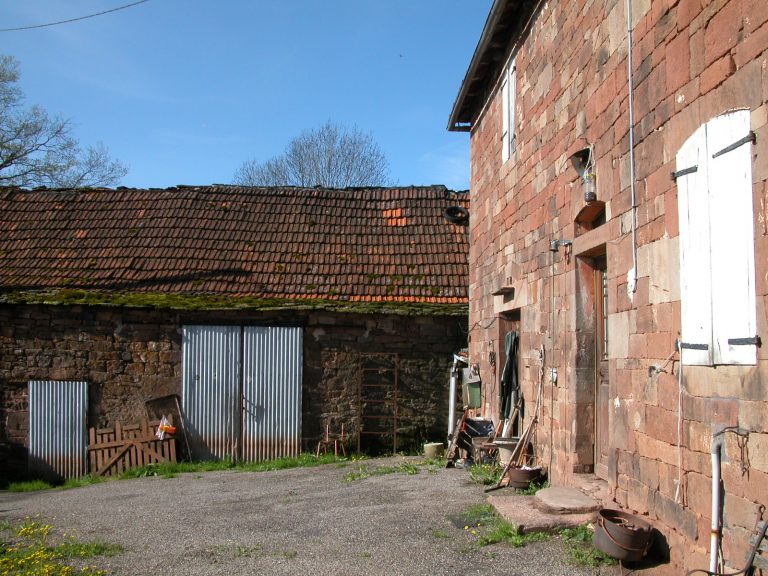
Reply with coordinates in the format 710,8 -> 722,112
594,259 -> 609,479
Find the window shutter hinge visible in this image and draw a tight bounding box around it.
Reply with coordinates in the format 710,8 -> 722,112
712,131 -> 756,159
671,166 -> 698,181
727,336 -> 761,347
678,342 -> 709,351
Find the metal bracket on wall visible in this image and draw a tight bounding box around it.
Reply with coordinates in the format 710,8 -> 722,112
712,131 -> 756,158
728,336 -> 761,347
678,342 -> 709,351
671,165 -> 698,181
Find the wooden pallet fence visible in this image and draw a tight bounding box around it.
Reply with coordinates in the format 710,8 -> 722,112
88,418 -> 176,477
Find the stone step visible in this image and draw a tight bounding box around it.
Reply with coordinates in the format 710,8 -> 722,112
534,486 -> 601,515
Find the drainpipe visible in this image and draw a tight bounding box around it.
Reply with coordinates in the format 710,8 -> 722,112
448,355 -> 462,439
710,434 -> 724,573
626,0 -> 639,294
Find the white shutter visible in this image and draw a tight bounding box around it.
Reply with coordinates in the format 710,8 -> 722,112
677,124 -> 714,365
509,60 -> 517,155
707,110 -> 756,365
501,73 -> 510,163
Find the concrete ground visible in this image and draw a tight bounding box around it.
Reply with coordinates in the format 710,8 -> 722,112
0,457 -> 625,576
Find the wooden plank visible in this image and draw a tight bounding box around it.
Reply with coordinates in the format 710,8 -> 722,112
676,122 -> 713,366
707,110 -> 756,365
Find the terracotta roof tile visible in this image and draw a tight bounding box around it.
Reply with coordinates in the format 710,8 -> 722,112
0,185 -> 469,305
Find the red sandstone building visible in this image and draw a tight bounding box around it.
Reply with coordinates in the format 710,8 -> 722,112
450,0 -> 767,572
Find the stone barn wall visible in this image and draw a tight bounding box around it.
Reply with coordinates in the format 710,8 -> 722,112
0,304 -> 466,480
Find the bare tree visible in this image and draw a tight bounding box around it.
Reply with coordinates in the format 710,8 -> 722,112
0,55 -> 128,188
234,121 -> 390,188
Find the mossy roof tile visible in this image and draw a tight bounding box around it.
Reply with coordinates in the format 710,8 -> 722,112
0,185 -> 469,311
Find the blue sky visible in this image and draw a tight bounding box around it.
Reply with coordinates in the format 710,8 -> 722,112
2,1 -> 492,191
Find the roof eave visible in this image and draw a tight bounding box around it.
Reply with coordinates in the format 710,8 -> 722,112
447,0 -> 538,132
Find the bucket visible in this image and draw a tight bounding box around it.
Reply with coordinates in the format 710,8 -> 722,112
506,466 -> 541,489
492,438 -> 519,462
593,509 -> 653,562
423,442 -> 444,459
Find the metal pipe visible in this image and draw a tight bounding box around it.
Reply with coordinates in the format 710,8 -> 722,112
448,355 -> 461,439
626,0 -> 639,294
710,435 -> 724,573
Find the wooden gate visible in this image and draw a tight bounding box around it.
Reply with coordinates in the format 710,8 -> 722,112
88,419 -> 176,477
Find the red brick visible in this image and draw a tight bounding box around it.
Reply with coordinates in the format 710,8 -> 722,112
677,0 -> 704,32
700,54 -> 736,95
690,28 -> 706,78
704,0 -> 744,65
723,492 -> 762,531
744,0 -> 768,31
666,30 -> 692,93
646,404 -> 679,445
686,471 -> 712,520
734,20 -> 768,67
647,331 -> 674,359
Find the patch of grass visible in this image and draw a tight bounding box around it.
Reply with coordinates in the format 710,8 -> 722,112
513,478 -> 549,495
235,544 -> 264,558
5,475 -> 107,493
121,452 -> 345,480
7,479 -> 55,492
456,504 -> 550,549
62,475 -> 106,489
468,463 -> 502,486
560,525 -> 618,567
282,550 -> 298,560
0,517 -> 121,576
431,528 -> 449,539
342,460 -> 420,482
52,540 -> 123,559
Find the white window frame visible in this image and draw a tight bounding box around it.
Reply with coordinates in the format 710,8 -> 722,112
676,109 -> 756,366
501,58 -> 516,163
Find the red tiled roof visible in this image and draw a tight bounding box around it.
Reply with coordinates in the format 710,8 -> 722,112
0,185 -> 469,307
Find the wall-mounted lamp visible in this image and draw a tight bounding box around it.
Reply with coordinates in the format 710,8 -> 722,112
570,146 -> 597,203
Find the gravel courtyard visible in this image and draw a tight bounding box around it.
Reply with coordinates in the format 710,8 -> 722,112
0,457 -> 615,576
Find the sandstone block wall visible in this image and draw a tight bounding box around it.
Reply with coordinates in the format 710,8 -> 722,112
466,0 -> 768,572
0,304 -> 465,480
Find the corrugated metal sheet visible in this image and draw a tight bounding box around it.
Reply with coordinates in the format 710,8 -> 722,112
242,327 -> 302,461
182,326 -> 241,461
28,380 -> 88,480
182,325 -> 303,463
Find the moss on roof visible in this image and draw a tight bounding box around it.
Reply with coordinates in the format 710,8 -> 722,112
0,289 -> 468,317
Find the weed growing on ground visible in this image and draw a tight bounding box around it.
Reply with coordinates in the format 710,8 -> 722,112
121,452 -> 345,480
513,478 -> 549,495
456,504 -> 549,548
208,543 -> 297,561
468,463 -> 501,486
343,460 -> 420,482
0,516 -> 123,576
560,525 -> 617,567
6,480 -> 54,493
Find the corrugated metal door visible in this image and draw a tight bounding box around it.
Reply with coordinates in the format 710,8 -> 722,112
28,380 -> 88,480
242,327 -> 302,461
182,325 -> 302,462
182,325 -> 241,461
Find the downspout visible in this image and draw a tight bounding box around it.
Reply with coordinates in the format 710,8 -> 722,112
626,0 -> 639,294
710,434 -> 724,573
448,355 -> 462,439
